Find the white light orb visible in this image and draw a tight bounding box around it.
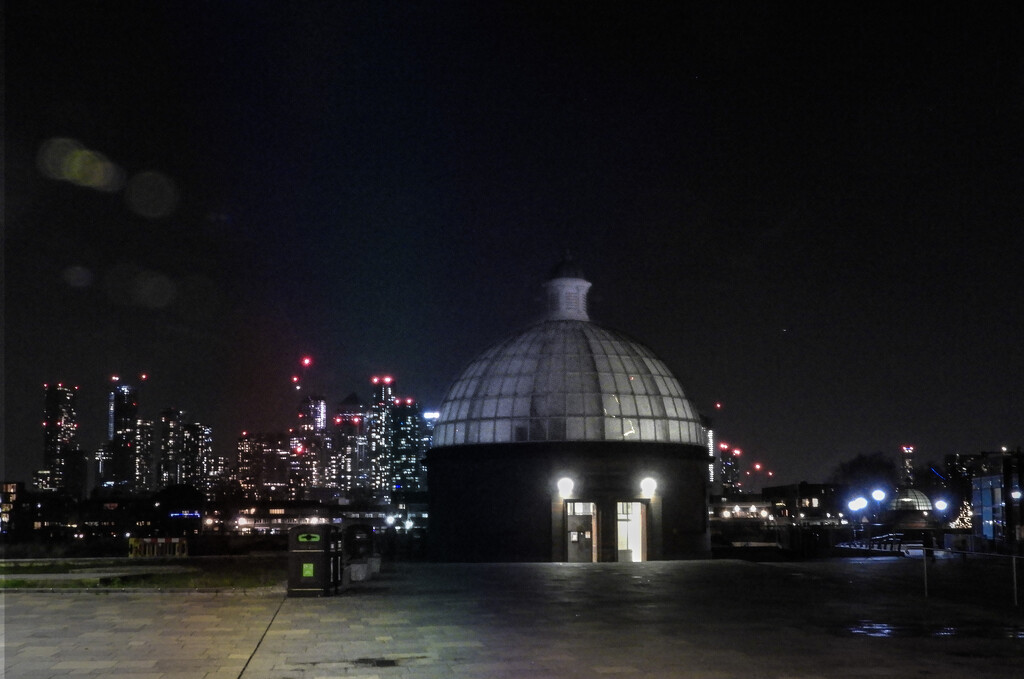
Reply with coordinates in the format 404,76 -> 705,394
557,477 -> 575,498
640,477 -> 657,496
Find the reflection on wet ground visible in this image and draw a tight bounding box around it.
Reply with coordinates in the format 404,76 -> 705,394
6,560 -> 1024,679
845,620 -> 1024,639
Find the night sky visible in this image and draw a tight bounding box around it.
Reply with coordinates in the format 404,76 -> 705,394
5,3 -> 1023,487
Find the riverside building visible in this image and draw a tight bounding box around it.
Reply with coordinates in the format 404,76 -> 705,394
427,257 -> 711,561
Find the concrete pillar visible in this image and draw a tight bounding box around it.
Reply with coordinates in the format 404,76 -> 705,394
597,498 -> 618,562
647,495 -> 663,560
551,497 -> 565,561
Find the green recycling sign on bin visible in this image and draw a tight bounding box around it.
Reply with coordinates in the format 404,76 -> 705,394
297,533 -> 321,543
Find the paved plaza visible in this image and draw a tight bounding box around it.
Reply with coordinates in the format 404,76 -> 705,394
3,558 -> 1024,678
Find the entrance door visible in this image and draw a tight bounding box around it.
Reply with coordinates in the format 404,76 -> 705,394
566,501 -> 596,562
617,501 -> 646,562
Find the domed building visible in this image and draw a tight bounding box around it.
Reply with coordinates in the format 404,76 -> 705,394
885,488 -> 935,530
426,258 -> 712,562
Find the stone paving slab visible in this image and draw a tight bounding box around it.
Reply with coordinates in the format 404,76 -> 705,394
4,560 -> 1024,678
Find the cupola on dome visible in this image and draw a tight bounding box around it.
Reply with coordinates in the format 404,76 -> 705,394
433,258 -> 705,447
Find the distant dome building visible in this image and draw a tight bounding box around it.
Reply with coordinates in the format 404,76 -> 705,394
887,488 -> 933,512
426,258 -> 712,561
886,445 -> 935,529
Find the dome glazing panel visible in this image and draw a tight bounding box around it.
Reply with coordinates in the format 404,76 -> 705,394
887,488 -> 932,511
434,320 -> 705,447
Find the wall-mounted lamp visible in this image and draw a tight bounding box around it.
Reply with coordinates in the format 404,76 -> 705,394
640,477 -> 657,497
557,477 -> 575,498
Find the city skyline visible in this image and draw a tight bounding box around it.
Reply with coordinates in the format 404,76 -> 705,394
6,4 -> 1022,486
26,370 -> 432,496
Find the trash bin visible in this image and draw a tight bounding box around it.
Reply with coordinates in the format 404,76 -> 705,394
287,524 -> 342,597
342,524 -> 382,582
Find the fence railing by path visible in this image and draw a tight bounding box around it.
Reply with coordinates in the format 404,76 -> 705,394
837,533 -> 905,553
906,547 -> 1022,607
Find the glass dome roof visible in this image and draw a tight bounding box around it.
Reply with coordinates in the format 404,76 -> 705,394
887,488 -> 932,511
434,263 -> 705,448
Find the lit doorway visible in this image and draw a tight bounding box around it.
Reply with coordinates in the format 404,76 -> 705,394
566,501 -> 596,562
617,502 -> 646,562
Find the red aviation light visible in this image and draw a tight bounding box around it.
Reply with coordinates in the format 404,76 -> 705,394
372,376 -> 380,384
719,442 -> 730,450
292,376 -> 300,383
383,376 -> 393,384
139,373 -> 148,381
334,416 -> 343,425
352,416 -> 361,424
301,356 -> 313,367
406,398 -> 414,405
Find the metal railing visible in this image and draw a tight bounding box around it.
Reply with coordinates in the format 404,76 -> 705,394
908,547 -> 1022,607
837,532 -> 905,552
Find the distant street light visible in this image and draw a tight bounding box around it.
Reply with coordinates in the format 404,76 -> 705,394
848,497 -> 868,545
871,489 -> 886,521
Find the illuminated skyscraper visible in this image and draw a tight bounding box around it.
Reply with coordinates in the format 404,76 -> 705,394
901,445 -> 915,486
108,384 -> 137,440
368,376 -> 395,501
156,409 -> 216,492
235,432 -> 292,501
719,444 -> 742,491
287,431 -> 315,500
38,383 -> 85,495
391,398 -> 427,493
298,395 -> 328,434
107,383 -> 138,488
235,432 -> 262,499
157,409 -> 186,487
296,395 -> 331,489
183,422 -> 217,494
94,443 -> 111,481
105,382 -> 154,493
333,393 -> 369,496
129,420 -> 155,493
